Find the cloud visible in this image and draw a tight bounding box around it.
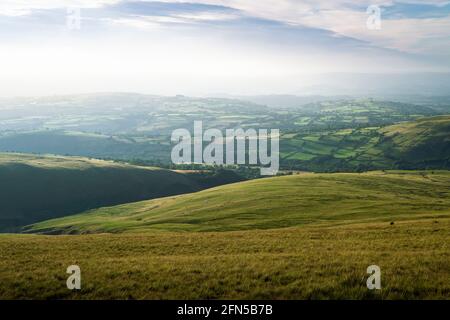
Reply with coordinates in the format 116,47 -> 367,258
0,0 -> 448,97
2,0 -> 449,55
155,0 -> 449,54
103,1 -> 242,27
0,0 -> 120,16
292,7 -> 450,54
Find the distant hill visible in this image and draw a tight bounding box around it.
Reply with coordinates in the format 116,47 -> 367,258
1,94 -> 449,173
0,153 -> 201,232
379,116 -> 450,167
281,116 -> 450,171
0,131 -> 172,162
233,94 -> 351,108
25,170 -> 450,234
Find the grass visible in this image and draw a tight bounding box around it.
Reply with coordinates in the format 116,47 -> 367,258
2,170 -> 449,299
26,171 -> 450,234
1,218 -> 448,299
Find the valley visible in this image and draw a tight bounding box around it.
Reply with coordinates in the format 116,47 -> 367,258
1,94 -> 449,172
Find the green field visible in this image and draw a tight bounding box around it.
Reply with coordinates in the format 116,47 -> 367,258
281,116 -> 450,171
2,95 -> 449,173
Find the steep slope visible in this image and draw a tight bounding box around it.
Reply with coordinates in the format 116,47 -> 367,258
26,171 -> 450,234
0,153 -> 200,232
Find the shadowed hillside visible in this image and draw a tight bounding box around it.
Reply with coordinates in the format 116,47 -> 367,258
0,153 -> 201,232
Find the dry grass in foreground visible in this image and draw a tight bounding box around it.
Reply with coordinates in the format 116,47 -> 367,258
1,218 -> 448,299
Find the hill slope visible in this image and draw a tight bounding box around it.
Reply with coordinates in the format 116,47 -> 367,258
379,116 -> 450,166
26,171 -> 450,234
0,153 -> 200,232
281,115 -> 450,171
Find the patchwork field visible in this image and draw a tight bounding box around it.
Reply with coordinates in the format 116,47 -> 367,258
2,94 -> 449,172
281,116 -> 450,171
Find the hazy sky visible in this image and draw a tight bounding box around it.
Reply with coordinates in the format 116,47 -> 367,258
0,0 -> 449,96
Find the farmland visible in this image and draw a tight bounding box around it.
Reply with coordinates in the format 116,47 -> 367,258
1,95 -> 449,172
281,116 -> 450,171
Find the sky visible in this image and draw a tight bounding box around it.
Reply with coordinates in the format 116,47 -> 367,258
0,0 -> 449,97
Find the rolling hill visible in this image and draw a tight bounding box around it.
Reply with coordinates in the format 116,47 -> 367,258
0,153 -> 201,232
26,170 -> 450,234
281,115 -> 450,171
15,169 -> 449,299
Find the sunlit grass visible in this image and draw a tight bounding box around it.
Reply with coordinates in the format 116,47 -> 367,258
27,171 -> 450,234
1,219 -> 448,299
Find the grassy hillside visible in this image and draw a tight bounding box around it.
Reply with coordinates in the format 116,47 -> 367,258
380,116 -> 450,165
281,115 -> 450,171
0,153 -> 200,232
1,218 -> 448,299
26,171 -> 450,234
